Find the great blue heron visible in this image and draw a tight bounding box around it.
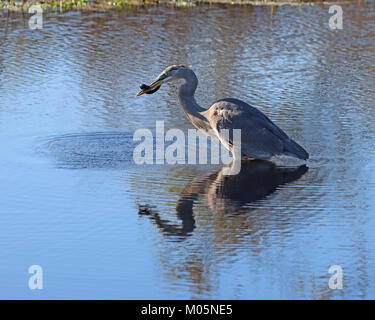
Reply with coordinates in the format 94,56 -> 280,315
136,65 -> 309,161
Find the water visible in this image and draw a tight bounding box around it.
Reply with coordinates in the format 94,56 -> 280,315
1,2 -> 375,299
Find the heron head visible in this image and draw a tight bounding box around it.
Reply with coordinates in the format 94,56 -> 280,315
136,65 -> 189,96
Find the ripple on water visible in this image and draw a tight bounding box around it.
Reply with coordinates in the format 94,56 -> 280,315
35,132 -> 135,169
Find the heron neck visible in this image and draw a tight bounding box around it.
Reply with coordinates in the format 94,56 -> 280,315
177,73 -> 211,132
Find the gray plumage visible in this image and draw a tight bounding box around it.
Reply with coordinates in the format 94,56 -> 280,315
137,65 -> 309,161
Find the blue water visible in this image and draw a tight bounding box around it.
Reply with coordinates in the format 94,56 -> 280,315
1,2 -> 375,299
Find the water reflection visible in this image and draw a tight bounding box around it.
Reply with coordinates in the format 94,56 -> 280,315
1,2 -> 375,299
138,161 -> 308,239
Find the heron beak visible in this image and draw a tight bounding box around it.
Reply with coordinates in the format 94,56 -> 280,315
136,78 -> 163,97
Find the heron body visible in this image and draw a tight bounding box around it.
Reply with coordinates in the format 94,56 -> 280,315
137,65 -> 309,161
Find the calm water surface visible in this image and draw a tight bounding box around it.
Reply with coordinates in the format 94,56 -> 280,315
1,2 -> 375,299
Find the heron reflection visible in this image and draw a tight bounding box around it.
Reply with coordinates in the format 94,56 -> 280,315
138,160 -> 308,239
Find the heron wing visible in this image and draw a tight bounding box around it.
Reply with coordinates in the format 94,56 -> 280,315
206,98 -> 287,158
